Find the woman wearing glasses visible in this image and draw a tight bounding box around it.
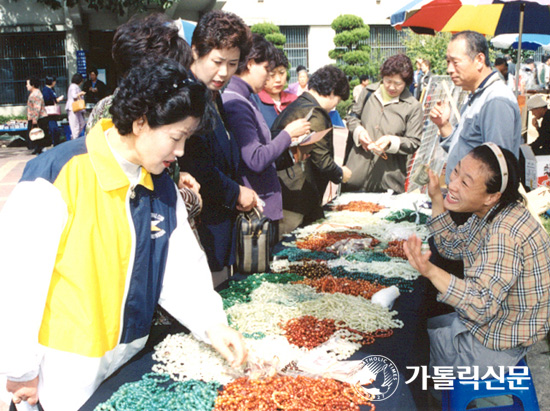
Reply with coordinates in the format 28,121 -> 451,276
343,54 -> 423,193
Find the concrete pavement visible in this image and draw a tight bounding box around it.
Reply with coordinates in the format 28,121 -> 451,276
0,146 -> 34,212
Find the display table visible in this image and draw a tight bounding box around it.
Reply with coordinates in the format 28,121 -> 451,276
80,193 -> 433,411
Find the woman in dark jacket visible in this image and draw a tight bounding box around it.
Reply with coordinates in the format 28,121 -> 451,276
177,11 -> 259,279
271,65 -> 351,235
42,75 -> 64,146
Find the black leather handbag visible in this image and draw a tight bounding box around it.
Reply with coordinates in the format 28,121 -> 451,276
235,208 -> 271,274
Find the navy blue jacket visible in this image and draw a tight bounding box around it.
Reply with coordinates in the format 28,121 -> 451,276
178,87 -> 241,272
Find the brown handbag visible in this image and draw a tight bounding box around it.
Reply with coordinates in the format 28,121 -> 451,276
72,99 -> 85,113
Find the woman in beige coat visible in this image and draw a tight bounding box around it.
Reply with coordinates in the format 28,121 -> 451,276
344,54 -> 423,193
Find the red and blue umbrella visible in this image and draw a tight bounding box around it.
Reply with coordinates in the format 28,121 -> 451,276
391,0 -> 550,36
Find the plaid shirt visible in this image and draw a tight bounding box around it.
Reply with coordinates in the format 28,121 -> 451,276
428,202 -> 550,351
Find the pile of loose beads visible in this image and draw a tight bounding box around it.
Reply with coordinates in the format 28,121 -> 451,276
214,375 -> 374,411
249,281 -> 321,306
281,315 -> 393,350
227,282 -> 402,339
281,315 -> 338,349
273,247 -> 339,262
331,266 -> 415,293
94,373 -> 220,411
290,260 -> 332,279
332,201 -> 385,213
226,282 -> 321,335
317,212 -> 430,244
299,292 -> 404,333
383,240 -> 407,259
226,299 -> 303,336
219,272 -> 303,310
297,231 -> 379,252
294,275 -> 386,299
327,257 -> 420,281
346,250 -> 391,263
153,333 -> 244,385
385,208 -> 429,225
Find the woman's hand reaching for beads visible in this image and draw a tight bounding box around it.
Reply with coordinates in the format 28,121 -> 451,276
207,324 -> 248,368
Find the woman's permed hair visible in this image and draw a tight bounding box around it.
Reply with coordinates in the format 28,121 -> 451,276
469,144 -> 523,222
192,10 -> 252,65
28,77 -> 41,88
112,13 -> 192,78
380,54 -> 414,86
272,48 -> 289,70
236,33 -> 277,74
308,65 -> 350,101
110,58 -> 209,136
71,73 -> 83,84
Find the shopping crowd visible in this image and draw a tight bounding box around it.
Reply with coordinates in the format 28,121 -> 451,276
1,10 -> 550,411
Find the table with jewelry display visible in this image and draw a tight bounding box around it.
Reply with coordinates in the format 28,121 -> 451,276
81,192 -> 435,411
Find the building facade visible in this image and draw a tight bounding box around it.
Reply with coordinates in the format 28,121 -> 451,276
221,0 -> 411,83
0,0 -> 216,116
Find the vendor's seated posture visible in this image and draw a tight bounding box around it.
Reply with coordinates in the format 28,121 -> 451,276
0,59 -> 246,410
405,143 -> 550,375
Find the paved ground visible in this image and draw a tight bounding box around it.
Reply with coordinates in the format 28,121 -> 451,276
0,134 -> 549,410
0,146 -> 34,211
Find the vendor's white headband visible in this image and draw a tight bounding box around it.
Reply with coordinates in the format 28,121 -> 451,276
482,142 -> 508,193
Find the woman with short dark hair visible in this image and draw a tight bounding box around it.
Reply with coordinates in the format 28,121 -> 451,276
271,65 -> 352,235
177,10 -> 259,279
65,73 -> 86,139
405,144 -> 550,376
222,34 -> 310,238
255,48 -> 297,128
42,75 -> 64,146
0,58 -> 247,410
344,53 -> 423,193
25,76 -> 50,154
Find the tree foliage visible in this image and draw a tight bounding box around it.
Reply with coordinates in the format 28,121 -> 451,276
329,14 -> 373,117
20,0 -> 176,16
251,22 -> 286,49
401,29 -> 452,75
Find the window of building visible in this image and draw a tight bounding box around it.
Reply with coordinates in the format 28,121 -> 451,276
365,25 -> 407,62
0,32 -> 67,106
281,26 -> 309,84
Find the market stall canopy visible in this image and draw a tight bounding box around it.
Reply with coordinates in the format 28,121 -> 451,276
175,19 -> 196,44
491,33 -> 550,50
390,0 -> 550,36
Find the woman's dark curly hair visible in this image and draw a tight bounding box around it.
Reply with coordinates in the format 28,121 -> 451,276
110,58 -> 209,136
308,65 -> 350,101
27,77 -> 41,88
112,13 -> 192,78
71,73 -> 83,85
469,144 -> 523,222
272,48 -> 289,69
45,75 -> 56,86
237,33 -> 277,74
192,10 -> 252,65
380,54 -> 414,86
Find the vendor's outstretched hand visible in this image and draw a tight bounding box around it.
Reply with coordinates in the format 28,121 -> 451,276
207,324 -> 248,368
427,169 -> 445,217
404,234 -> 433,278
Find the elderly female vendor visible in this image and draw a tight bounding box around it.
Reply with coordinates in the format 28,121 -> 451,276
0,58 -> 246,410
405,143 -> 550,374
